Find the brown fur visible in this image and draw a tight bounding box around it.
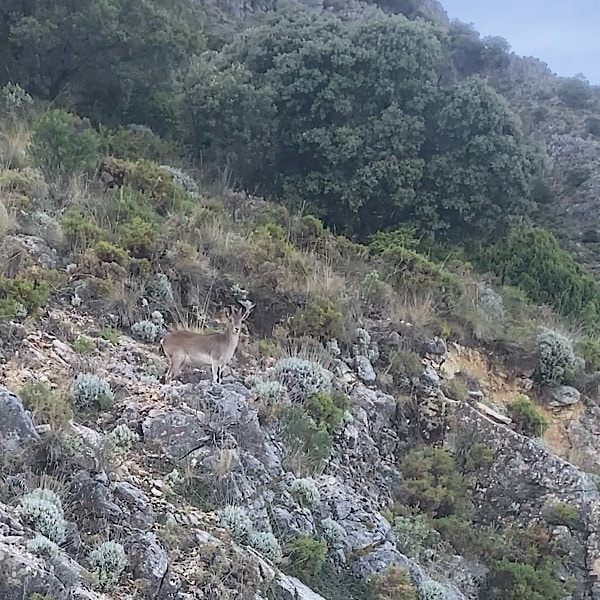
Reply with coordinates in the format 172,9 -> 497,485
161,304 -> 254,384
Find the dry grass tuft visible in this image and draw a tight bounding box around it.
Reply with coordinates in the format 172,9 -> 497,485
0,121 -> 31,169
389,291 -> 439,329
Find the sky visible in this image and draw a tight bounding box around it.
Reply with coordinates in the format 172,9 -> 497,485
440,0 -> 600,84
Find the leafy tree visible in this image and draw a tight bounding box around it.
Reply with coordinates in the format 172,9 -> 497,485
418,77 -> 539,242
557,76 -> 592,109
0,0 -> 203,129
180,58 -> 276,189
218,7 -> 443,236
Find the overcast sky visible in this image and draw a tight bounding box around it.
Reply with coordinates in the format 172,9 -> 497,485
441,0 -> 600,84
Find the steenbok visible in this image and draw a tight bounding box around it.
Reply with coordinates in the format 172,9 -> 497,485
161,302 -> 254,384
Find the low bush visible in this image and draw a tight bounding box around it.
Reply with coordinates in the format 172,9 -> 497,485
393,514 -> 433,558
94,241 -> 129,266
19,380 -> 73,429
537,328 -> 583,386
285,535 -> 327,581
508,395 -> 549,437
29,109 -> 100,178
366,565 -> 417,600
70,373 -> 114,410
289,296 -> 344,341
272,358 -> 332,403
88,540 -> 127,590
305,391 -> 350,433
19,488 -> 66,543
290,477 -> 321,507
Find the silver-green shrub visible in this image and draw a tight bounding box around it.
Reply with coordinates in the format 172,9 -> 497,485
218,506 -> 254,542
247,530 -> 283,563
418,580 -> 449,600
321,517 -> 346,548
27,534 -> 59,558
251,379 -> 285,404
160,165 -> 199,197
131,319 -> 160,343
537,327 -> 584,386
71,373 -> 114,409
107,424 -> 139,453
88,540 -> 127,590
19,488 -> 66,543
290,477 -> 320,507
146,273 -> 173,308
353,327 -> 379,361
272,358 -> 332,402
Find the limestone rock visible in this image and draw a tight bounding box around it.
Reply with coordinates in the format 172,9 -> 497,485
549,384 -> 581,406
0,386 -> 39,451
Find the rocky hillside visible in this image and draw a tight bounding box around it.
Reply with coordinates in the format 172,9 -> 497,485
2,151 -> 600,599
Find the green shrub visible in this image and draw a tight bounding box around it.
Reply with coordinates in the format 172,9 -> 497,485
480,558 -> 571,600
88,540 -> 127,591
100,125 -> 177,162
442,378 -> 468,401
397,447 -> 468,518
272,358 -> 332,403
477,225 -> 600,325
125,159 -> 190,216
70,373 -> 114,410
19,380 -> 73,429
507,395 -> 548,437
289,296 -> 344,340
305,391 -> 350,433
29,109 -> 100,178
285,536 -> 327,581
73,336 -> 96,355
393,514 -> 433,558
106,424 -> 139,453
279,405 -> 332,474
61,209 -> 104,251
385,350 -> 424,389
0,275 -> 50,320
543,501 -> 577,526
100,328 -> 120,344
19,488 -> 66,543
366,565 -> 417,600
121,216 -> 158,259
94,241 -> 129,266
557,77 -> 591,109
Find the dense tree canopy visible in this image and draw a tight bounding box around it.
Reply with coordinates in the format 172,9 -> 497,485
0,0 -> 203,128
181,7 -> 539,241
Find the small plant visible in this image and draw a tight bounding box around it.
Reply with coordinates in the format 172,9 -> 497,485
88,540 -> 127,591
61,209 -> 104,252
29,109 -> 100,178
131,319 -> 161,343
290,477 -> 321,507
417,580 -> 448,600
279,405 -> 333,475
320,517 -> 347,549
393,514 -> 433,558
100,328 -> 120,344
19,488 -> 66,543
251,379 -> 285,404
146,273 -> 174,308
1,82 -> 33,112
218,506 -> 254,542
272,357 -> 332,403
73,336 -> 96,355
106,424 -> 139,453
508,395 -> 549,437
95,241 -> 129,266
247,530 -> 283,563
353,327 -> 379,362
305,391 -> 350,433
537,328 -> 584,386
289,296 -> 344,340
544,501 -> 577,526
0,274 -> 50,320
285,535 -> 327,581
366,565 -> 417,600
159,165 -> 199,197
27,534 -> 59,558
19,380 -> 73,429
70,373 -> 115,410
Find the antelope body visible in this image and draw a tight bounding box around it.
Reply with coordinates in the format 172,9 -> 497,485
161,304 -> 254,384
